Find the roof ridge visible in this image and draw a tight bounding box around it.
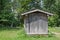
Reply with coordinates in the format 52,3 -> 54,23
21,9 -> 53,16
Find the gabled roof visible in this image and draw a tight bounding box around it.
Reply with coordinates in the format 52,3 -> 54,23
21,9 -> 53,16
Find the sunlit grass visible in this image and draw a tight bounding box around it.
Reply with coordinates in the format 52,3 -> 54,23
49,27 -> 60,32
0,27 -> 59,40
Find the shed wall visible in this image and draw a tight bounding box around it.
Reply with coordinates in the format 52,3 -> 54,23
24,12 -> 48,34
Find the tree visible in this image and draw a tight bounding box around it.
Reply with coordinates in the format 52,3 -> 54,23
0,0 -> 60,27
44,0 -> 60,27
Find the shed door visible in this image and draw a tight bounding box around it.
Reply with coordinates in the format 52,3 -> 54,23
28,13 -> 39,34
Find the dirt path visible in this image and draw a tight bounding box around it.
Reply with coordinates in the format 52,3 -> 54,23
52,32 -> 60,37
52,32 -> 60,34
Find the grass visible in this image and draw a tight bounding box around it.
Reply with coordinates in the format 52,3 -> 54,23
49,27 -> 60,32
0,27 -> 60,40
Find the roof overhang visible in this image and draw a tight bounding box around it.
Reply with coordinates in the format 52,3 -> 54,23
21,9 -> 53,16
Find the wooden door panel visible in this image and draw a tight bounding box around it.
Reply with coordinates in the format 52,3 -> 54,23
29,13 -> 40,34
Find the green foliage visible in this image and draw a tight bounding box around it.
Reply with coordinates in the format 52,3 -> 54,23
0,0 -> 20,27
43,0 -> 60,27
0,0 -> 60,27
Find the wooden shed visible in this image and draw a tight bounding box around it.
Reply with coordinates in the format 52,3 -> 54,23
21,9 -> 53,35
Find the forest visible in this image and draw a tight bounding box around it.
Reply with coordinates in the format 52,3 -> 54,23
0,0 -> 60,27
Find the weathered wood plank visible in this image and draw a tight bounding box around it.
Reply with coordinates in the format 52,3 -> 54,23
24,12 -> 48,34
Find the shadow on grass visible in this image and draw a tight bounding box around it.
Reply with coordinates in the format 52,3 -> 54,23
48,31 -> 55,37
18,31 -> 56,39
0,26 -> 22,31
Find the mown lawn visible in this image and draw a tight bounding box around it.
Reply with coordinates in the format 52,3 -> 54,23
0,27 -> 60,40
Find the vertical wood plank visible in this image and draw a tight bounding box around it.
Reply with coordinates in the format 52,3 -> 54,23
24,12 -> 48,34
